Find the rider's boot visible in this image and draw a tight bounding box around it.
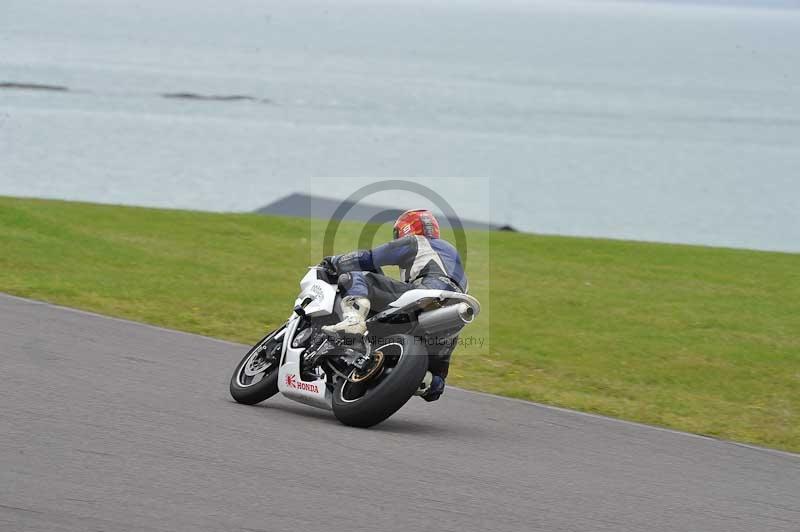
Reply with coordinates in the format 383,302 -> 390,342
321,296 -> 370,336
416,372 -> 446,402
424,374 -> 446,401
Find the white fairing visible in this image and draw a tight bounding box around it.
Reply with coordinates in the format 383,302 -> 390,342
274,269 -> 480,412
295,268 -> 337,317
277,315 -> 332,410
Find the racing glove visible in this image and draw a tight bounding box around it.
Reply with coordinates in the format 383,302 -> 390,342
319,256 -> 338,276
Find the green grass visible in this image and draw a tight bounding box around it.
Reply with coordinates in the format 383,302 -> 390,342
1,196 -> 799,452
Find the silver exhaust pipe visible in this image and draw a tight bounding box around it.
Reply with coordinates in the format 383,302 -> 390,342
418,303 -> 474,335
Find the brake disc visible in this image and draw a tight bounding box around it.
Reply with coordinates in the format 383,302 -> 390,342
349,350 -> 385,383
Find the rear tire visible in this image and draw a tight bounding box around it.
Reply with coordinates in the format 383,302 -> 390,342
229,330 -> 282,405
332,335 -> 428,428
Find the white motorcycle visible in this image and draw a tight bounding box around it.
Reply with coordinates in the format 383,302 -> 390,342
229,266 -> 480,427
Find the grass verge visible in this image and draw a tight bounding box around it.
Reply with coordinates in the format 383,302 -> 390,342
1,196 -> 798,451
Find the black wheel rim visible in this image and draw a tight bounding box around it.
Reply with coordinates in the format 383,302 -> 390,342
338,342 -> 404,403
236,330 -> 282,388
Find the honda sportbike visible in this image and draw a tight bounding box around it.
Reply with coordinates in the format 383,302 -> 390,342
229,266 -> 480,427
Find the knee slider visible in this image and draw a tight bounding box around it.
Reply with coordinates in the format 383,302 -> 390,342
337,273 -> 353,292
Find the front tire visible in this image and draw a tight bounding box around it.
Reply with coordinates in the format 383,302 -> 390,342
229,329 -> 283,405
332,335 -> 428,428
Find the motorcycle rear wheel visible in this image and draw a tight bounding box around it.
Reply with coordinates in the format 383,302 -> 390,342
332,334 -> 428,428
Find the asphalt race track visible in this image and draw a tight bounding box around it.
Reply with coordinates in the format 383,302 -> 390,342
1,293 -> 798,532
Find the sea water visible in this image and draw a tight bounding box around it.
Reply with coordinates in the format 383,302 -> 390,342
1,0 -> 799,251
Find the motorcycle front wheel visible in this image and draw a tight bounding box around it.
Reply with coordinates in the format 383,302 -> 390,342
332,334 -> 428,428
229,328 -> 283,405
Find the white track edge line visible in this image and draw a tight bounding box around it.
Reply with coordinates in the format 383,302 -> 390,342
2,291 -> 797,460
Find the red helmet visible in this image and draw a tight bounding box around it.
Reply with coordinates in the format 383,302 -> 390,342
393,209 -> 440,239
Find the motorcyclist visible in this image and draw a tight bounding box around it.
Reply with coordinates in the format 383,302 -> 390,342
320,209 -> 468,402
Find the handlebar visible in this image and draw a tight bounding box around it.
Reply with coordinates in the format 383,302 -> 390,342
310,265 -> 338,285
